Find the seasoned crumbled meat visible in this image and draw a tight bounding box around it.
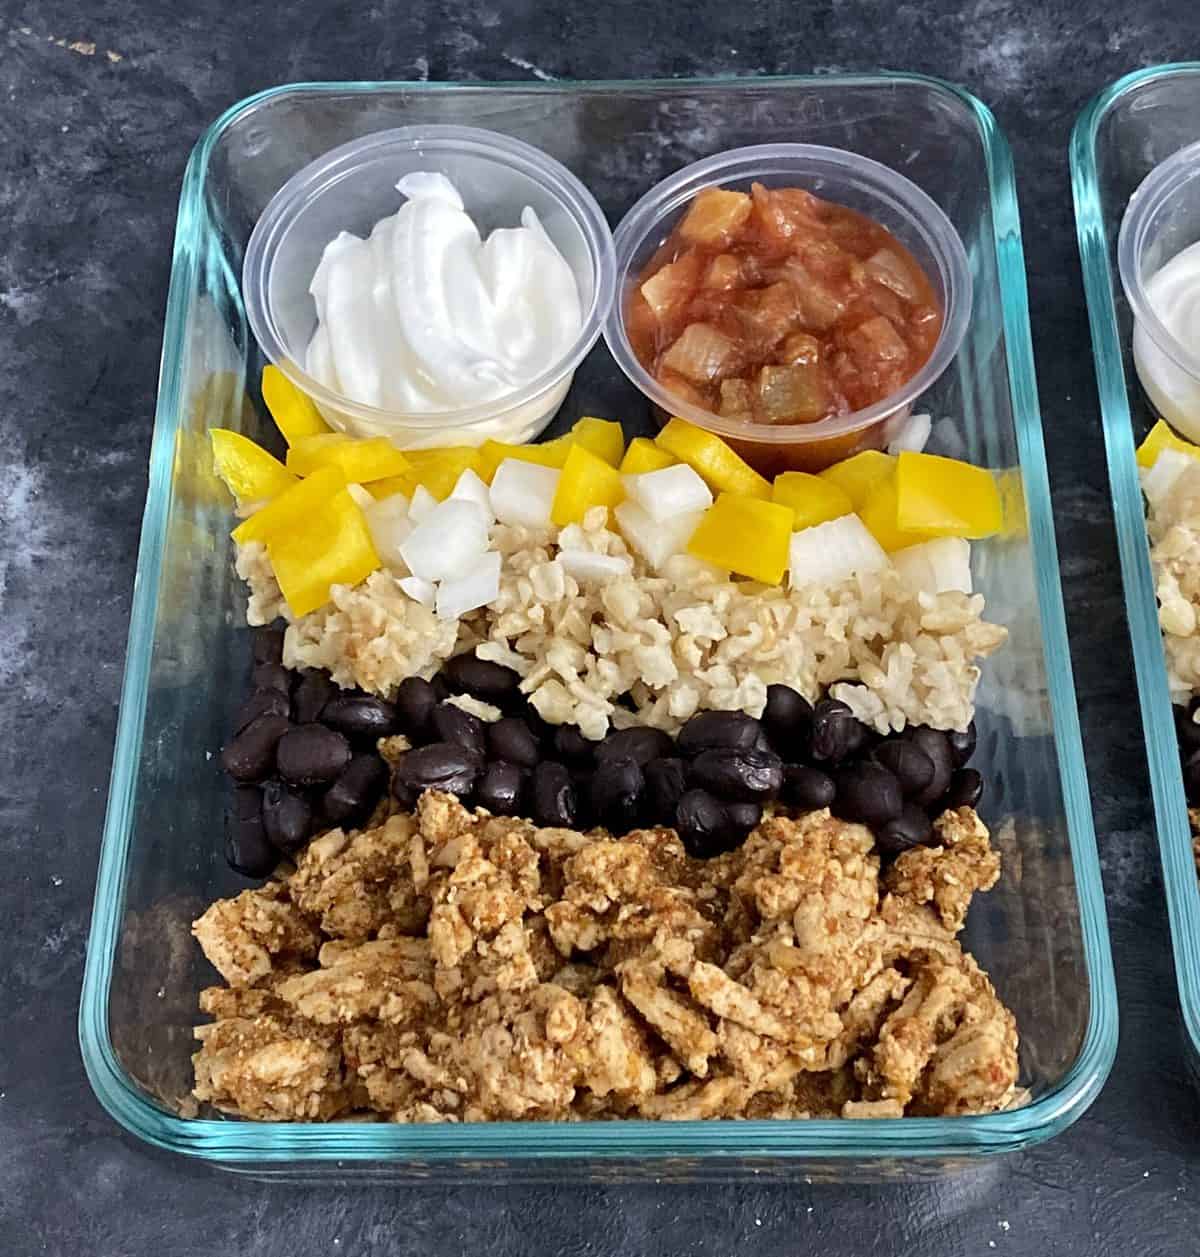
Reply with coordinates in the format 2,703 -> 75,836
882,807 -> 1000,932
192,985 -> 353,1120
193,794 -> 1018,1122
192,881 -> 320,988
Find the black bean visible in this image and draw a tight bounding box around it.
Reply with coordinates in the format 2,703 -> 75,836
690,747 -> 784,802
261,781 -> 313,853
521,702 -> 555,746
809,698 -> 869,763
1185,751 -> 1200,805
781,764 -> 836,811
221,714 -> 291,783
321,693 -> 398,742
477,761 -> 527,817
762,685 -> 813,750
947,721 -> 978,767
724,800 -> 762,837
677,711 -> 761,757
431,703 -> 486,757
675,789 -> 736,858
876,802 -> 934,858
252,662 -> 292,695
531,762 -> 578,828
1176,704 -> 1200,756
251,625 -> 285,665
903,727 -> 955,807
323,754 -> 389,828
871,740 -> 935,798
940,767 -> 984,812
487,717 -> 542,768
293,670 -> 338,725
276,724 -> 352,786
232,687 -> 291,735
590,757 -> 645,833
595,726 -> 675,767
430,673 -> 452,704
443,653 -> 522,703
390,742 -> 484,808
646,757 -> 689,822
394,676 -> 438,740
232,784 -> 263,821
225,790 -> 275,877
553,724 -> 594,765
832,762 -> 903,828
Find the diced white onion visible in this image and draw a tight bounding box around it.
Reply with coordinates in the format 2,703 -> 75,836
891,536 -> 973,595
449,468 -> 494,523
398,575 -> 436,606
345,482 -> 375,511
615,499 -> 704,570
436,550 -> 502,620
409,484 -> 438,521
558,549 -> 633,583
490,459 -> 559,528
625,463 -> 713,520
363,494 -> 413,572
400,499 -> 490,582
885,411 -> 933,454
1141,447 -> 1194,506
788,515 -> 889,589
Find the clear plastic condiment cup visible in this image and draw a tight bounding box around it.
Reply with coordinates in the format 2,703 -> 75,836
1118,137 -> 1200,443
603,143 -> 971,474
243,125 -> 616,448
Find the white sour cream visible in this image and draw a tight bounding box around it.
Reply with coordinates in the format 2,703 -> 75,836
306,172 -> 582,421
1133,238 -> 1200,443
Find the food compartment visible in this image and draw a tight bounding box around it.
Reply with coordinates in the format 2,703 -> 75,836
1072,63 -> 1200,1071
81,75 -> 1114,1174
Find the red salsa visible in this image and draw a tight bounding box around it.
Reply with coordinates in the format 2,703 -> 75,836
625,184 -> 943,427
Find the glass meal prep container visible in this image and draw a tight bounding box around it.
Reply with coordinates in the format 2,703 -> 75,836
81,73 -> 1115,1180
1072,62 -> 1200,1083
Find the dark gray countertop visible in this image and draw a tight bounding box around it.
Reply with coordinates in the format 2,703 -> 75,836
4,1 -> 1199,1252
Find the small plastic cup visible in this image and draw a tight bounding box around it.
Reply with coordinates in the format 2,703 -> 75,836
1119,138 -> 1200,444
603,143 -> 972,475
243,125 -> 616,448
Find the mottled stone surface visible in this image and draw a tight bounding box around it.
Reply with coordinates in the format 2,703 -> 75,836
2,1 -> 1199,1253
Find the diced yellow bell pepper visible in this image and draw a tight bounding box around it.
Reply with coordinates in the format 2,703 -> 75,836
232,465 -> 347,545
209,428 -> 298,504
268,487 -> 381,617
687,493 -> 792,583
571,416 -> 625,466
619,437 -> 677,475
284,432 -> 348,471
479,436 -> 573,481
405,447 -> 487,499
859,476 -> 933,552
1136,418 -> 1200,468
551,443 -> 626,527
286,433 -> 412,483
895,451 -> 1002,539
655,418 -> 770,499
261,365 -> 332,445
996,467 -> 1028,540
367,474 -> 418,501
817,450 -> 896,511
771,471 -> 853,531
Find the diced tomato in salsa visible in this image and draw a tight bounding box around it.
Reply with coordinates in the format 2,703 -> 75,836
627,183 -> 942,427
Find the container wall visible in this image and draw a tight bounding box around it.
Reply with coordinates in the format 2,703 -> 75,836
87,76 -> 1111,1171
1073,65 -> 1200,1072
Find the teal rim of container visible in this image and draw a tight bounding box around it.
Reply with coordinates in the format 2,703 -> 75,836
81,72 -> 1117,1164
1071,61 -> 1200,1067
